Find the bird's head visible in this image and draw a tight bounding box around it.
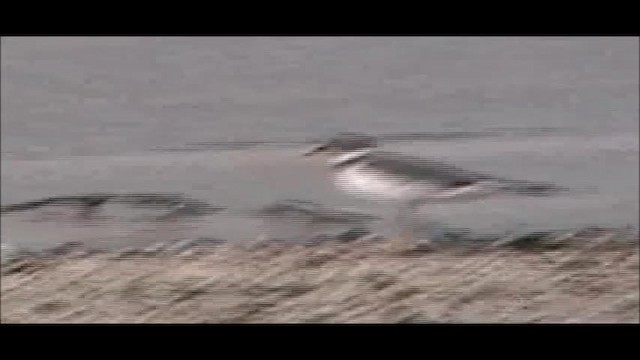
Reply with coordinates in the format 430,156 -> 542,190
303,132 -> 378,159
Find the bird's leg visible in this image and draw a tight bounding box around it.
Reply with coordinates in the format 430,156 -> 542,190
389,199 -> 437,253
389,201 -> 419,252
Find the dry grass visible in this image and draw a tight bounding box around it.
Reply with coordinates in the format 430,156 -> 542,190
1,233 -> 638,323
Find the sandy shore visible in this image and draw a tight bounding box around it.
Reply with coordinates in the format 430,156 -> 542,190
1,231 -> 638,323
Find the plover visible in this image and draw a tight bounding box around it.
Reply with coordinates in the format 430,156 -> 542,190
303,132 -> 567,251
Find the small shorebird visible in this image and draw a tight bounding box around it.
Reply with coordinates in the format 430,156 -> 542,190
303,132 -> 567,251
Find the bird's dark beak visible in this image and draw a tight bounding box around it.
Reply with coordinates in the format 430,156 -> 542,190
303,145 -> 327,157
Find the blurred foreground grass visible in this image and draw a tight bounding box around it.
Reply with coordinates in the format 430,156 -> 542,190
1,230 -> 638,323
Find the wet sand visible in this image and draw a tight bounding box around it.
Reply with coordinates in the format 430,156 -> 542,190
2,230 -> 637,323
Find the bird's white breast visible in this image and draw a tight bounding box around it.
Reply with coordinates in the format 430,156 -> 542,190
333,165 -> 427,202
332,164 -> 503,204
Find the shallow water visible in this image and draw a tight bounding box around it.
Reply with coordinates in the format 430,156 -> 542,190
2,37 -> 638,251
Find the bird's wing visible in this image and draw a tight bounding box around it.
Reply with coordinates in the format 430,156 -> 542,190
365,151 -> 496,187
366,151 -> 566,197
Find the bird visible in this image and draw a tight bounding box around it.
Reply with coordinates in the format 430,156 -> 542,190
303,132 -> 568,251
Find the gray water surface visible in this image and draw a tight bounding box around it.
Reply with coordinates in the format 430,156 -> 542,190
2,37 -> 638,251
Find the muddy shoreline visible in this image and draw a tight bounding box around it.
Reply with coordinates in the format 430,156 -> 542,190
2,230 -> 637,323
